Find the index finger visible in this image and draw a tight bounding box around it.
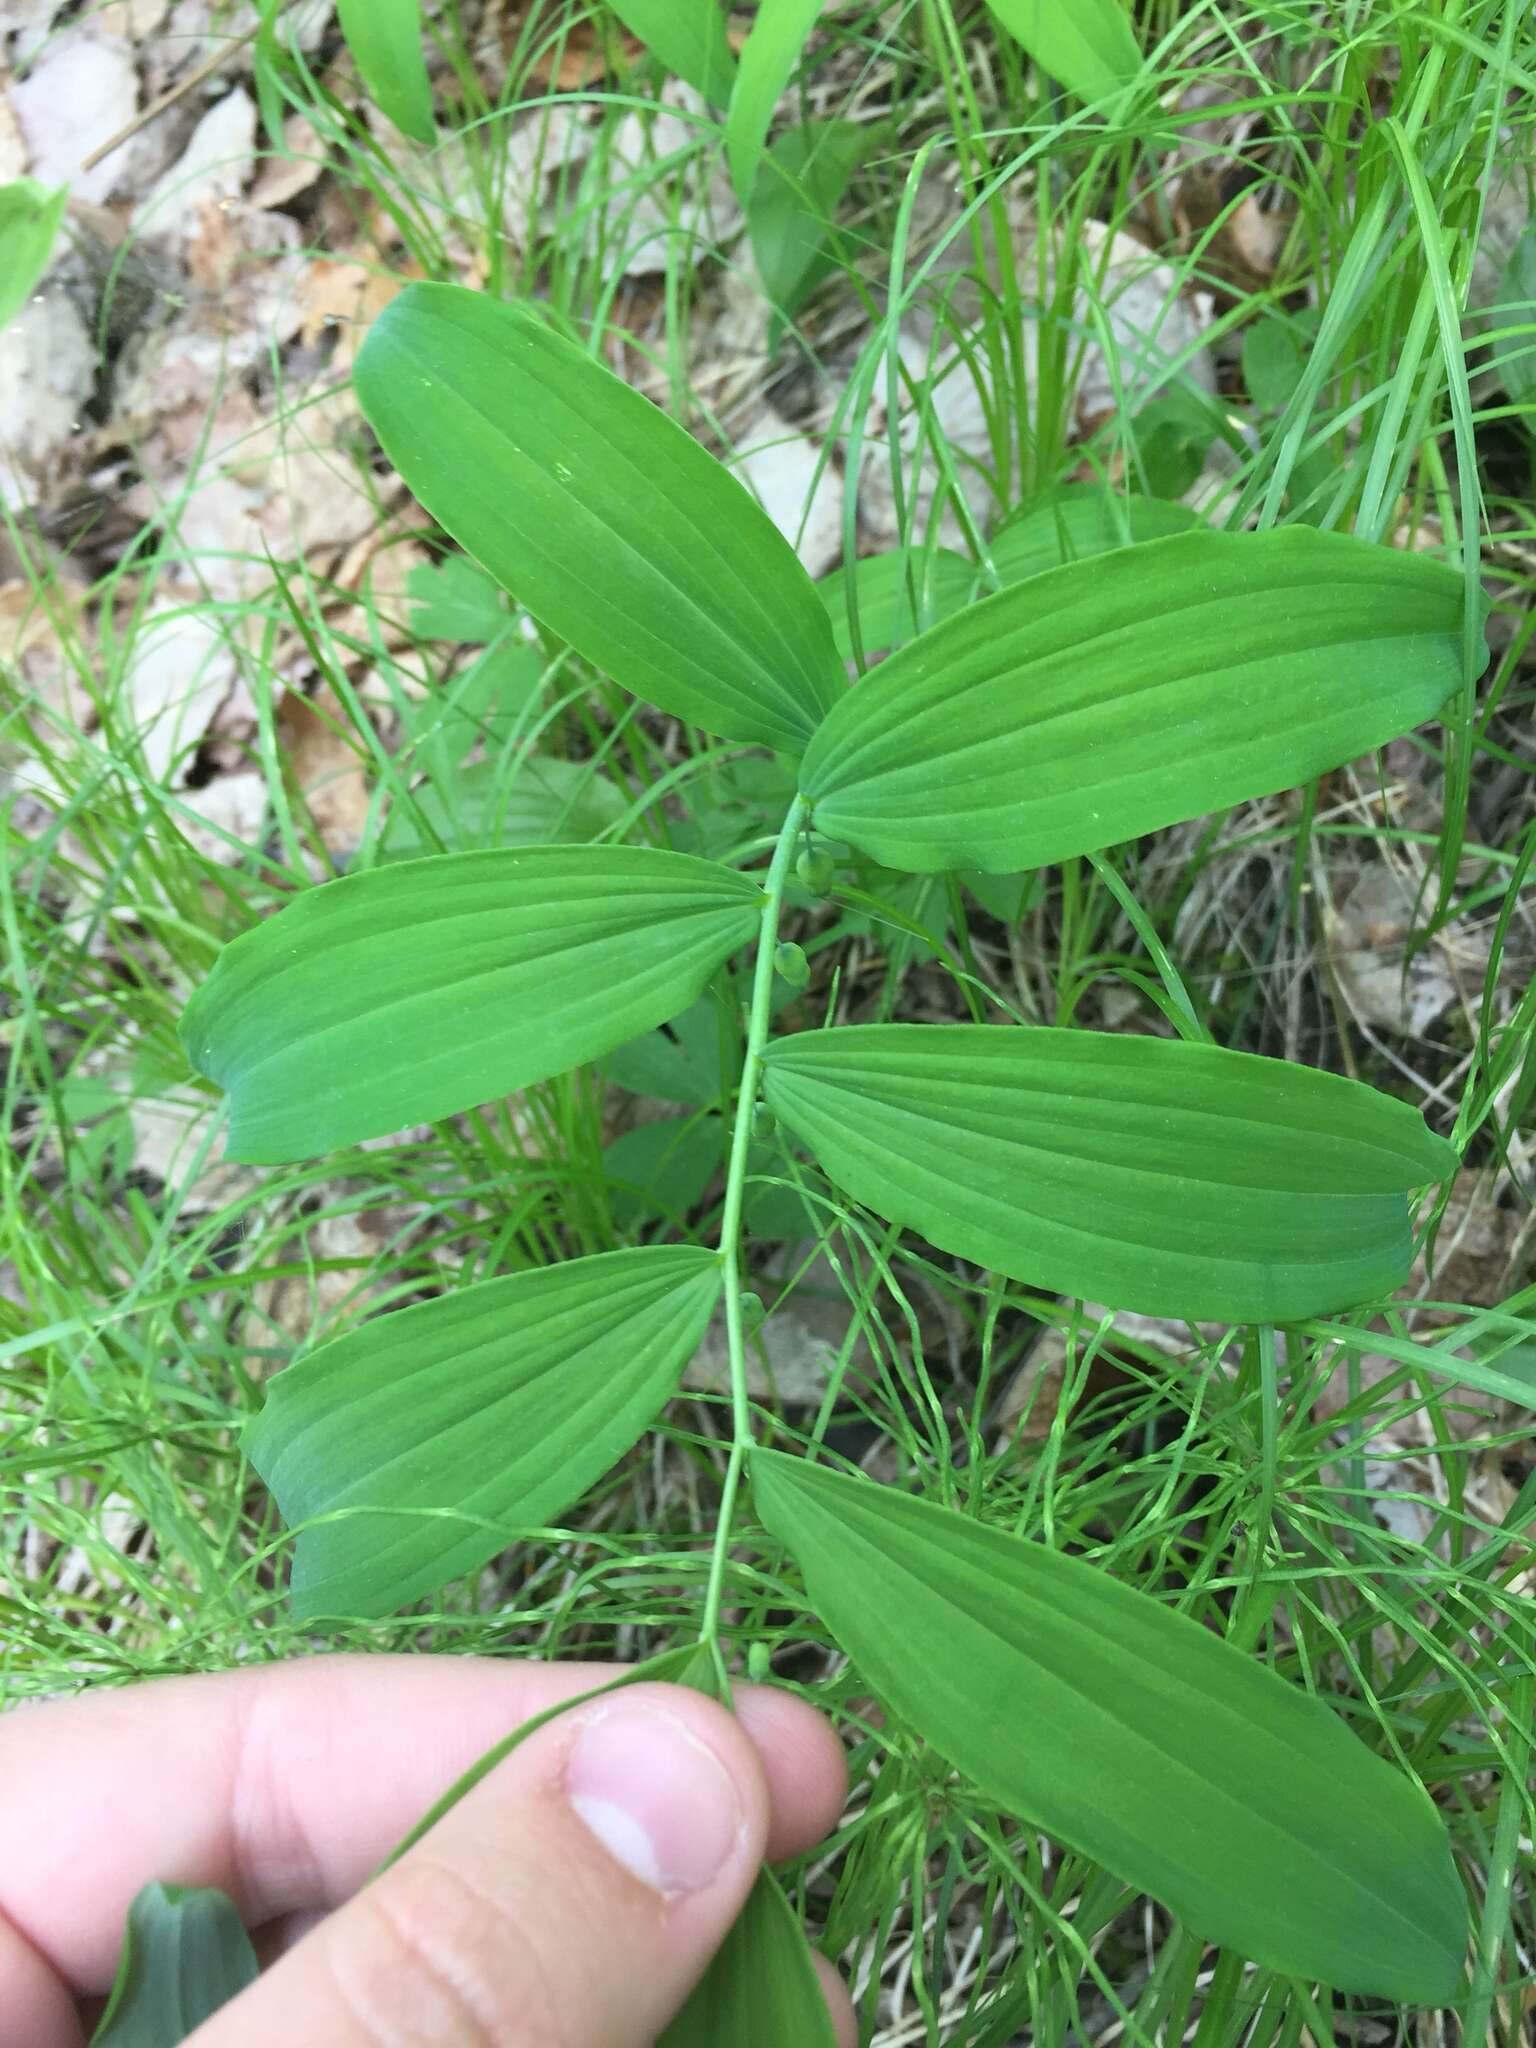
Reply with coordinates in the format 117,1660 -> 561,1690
0,1654 -> 846,1994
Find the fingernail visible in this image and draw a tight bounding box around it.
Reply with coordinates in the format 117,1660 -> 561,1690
565,1700 -> 744,1898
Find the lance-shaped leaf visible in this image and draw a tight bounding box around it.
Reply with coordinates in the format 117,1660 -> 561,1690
609,0 -> 737,104
337,0 -> 434,142
727,0 -> 826,203
182,845 -> 760,1163
760,1025 -> 1456,1322
93,1884 -> 259,2046
752,1450 -> 1465,2003
800,527 -> 1475,874
248,1245 -> 722,1618
988,485 -> 1200,587
355,284 -> 843,753
982,0 -> 1143,103
661,1869 -> 840,2047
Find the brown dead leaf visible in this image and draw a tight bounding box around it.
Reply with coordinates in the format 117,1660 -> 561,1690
0,91 -> 27,181
0,577 -> 93,739
247,112 -> 327,210
279,684 -> 372,857
245,1204 -> 414,1359
994,1307 -> 1196,1451
295,258 -> 409,359
1323,865 -> 1483,1038
503,5 -> 641,88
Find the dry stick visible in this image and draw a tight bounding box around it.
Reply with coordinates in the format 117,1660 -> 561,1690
80,23 -> 264,173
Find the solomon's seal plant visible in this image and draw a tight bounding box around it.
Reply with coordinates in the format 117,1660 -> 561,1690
174,282 -> 1486,2024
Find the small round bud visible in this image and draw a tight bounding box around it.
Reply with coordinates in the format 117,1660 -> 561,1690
796,849 -> 835,895
774,940 -> 810,989
747,1641 -> 772,1683
739,1289 -> 765,1335
751,1103 -> 776,1142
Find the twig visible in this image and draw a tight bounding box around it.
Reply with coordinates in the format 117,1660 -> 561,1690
80,22 -> 262,173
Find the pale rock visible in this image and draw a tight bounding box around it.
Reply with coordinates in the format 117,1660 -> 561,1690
855,205 -> 1216,548
147,1 -> 329,92
122,605 -> 238,785
234,386 -> 379,558
2,2 -> 67,67
1070,220 -> 1218,428
499,104 -> 596,245
134,86 -> 257,241
585,80 -> 741,277
173,767 -> 268,862
735,407 -> 845,579
0,289 -> 96,511
11,33 -> 147,205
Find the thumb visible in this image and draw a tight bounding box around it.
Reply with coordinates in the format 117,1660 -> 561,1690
190,1682 -> 769,2047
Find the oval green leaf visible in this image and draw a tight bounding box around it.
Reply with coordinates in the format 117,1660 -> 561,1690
761,1024 -> 1457,1322
982,0 -> 1143,102
248,1244 -> 722,1618
988,484 -> 1200,585
816,489 -> 1199,661
93,1883 -> 258,2046
337,0 -> 434,143
661,1869 -> 840,2047
354,284 -> 843,753
752,1450 -> 1464,2002
182,845 -> 761,1162
800,527 -> 1476,873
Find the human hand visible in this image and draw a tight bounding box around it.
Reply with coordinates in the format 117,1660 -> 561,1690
0,1654 -> 854,2046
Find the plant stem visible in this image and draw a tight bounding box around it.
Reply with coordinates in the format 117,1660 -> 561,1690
698,793 -> 809,1663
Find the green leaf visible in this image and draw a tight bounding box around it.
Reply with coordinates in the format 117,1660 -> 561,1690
248,1244 -> 722,1617
355,284 -> 842,753
336,0 -> 434,143
406,554 -> 509,641
1242,315 -> 1308,414
93,1884 -> 258,2045
727,0 -> 825,204
660,1869 -> 840,2046
609,0 -> 737,104
988,486 -> 1201,586
383,755 -> 626,857
761,1024 -> 1457,1322
816,548 -> 976,662
182,845 -> 761,1162
817,491 -> 1197,662
982,0 -> 1143,102
800,527 -> 1476,874
0,179 -> 69,332
750,120 -> 870,326
603,1115 -> 721,1226
752,1451 -> 1464,2003
1489,223 -> 1536,408
603,997 -> 728,1107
